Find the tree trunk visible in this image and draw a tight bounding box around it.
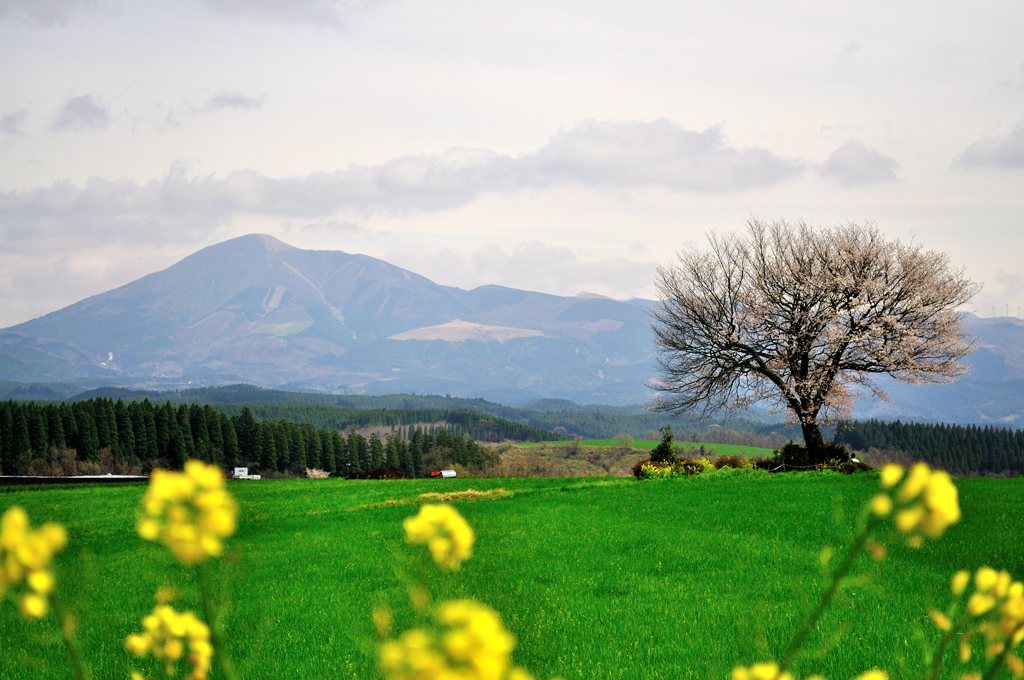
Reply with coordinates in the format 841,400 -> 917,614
800,418 -> 827,464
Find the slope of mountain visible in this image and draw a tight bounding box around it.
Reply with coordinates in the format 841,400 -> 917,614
0,234 -> 656,403
3,234 -> 1023,419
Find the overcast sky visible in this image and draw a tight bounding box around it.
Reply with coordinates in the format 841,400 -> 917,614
1,0 -> 1022,328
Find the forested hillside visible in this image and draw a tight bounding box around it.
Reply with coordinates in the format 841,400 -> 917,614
835,420 -> 1024,474
0,398 -> 557,477
68,384 -> 801,441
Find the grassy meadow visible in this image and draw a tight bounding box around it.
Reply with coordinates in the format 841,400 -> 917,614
2,471 -> 1023,680
516,439 -> 779,458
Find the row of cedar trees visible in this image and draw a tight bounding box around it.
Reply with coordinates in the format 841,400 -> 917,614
834,419 -> 1024,474
0,398 -> 497,477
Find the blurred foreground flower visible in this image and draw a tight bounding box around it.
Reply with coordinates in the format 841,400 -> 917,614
379,599 -> 532,680
0,505 -> 67,619
125,602 -> 213,680
137,461 -> 237,565
879,463 -> 960,548
404,504 -> 474,571
930,566 -> 1024,675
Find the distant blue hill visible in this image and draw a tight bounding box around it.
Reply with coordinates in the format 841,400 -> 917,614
2,234 -> 1022,424
0,234 -> 656,404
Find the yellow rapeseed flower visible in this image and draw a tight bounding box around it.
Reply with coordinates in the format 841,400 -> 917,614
930,610 -> 952,632
853,670 -> 888,680
730,661 -> 793,680
125,602 -> 212,680
403,504 -> 474,571
0,505 -> 67,619
951,565 -> 1024,674
137,462 -> 237,565
953,571 -> 971,596
869,494 -> 893,517
879,464 -> 905,489
378,598 -> 528,680
881,462 -> 960,547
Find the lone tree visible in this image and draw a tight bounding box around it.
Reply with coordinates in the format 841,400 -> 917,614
650,219 -> 980,461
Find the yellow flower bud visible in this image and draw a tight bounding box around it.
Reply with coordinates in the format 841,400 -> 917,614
880,464 -> 905,489
898,462 -> 931,502
870,494 -> 893,517
976,567 -> 999,593
866,541 -> 887,561
930,610 -> 952,631
27,570 -> 54,595
19,592 -> 47,618
853,670 -> 888,680
968,593 -> 996,617
986,643 -> 1005,658
895,506 -> 925,533
952,571 -> 971,596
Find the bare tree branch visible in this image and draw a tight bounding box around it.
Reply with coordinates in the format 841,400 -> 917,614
649,219 -> 980,454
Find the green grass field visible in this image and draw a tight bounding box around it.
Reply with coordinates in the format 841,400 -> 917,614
518,439 -> 778,458
2,472 -> 1023,680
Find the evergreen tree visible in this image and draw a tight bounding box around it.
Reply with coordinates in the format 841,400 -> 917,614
59,403 -> 78,453
369,433 -> 385,470
258,423 -> 275,472
288,426 -> 304,472
27,404 -> 49,461
114,399 -> 135,464
167,419 -> 187,470
74,403 -> 100,461
176,405 -> 195,461
235,407 -> 257,461
189,404 -> 211,462
11,406 -> 32,473
46,404 -> 66,450
307,429 -> 323,470
348,429 -> 364,472
330,430 -> 344,475
408,430 -> 424,478
221,415 -> 239,468
319,430 -> 335,474
205,406 -> 223,461
1,402 -> 14,475
650,426 -> 678,464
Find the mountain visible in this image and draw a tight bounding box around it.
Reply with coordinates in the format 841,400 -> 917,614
0,234 -> 656,404
3,233 -> 1023,420
851,316 -> 1024,425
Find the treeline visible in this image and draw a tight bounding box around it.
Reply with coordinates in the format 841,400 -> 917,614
61,384 -> 802,442
0,398 -> 499,477
835,420 -> 1024,474
210,404 -> 565,443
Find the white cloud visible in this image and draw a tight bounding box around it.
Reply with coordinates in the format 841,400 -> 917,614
201,0 -> 380,25
1,109 -> 27,135
957,125 -> 1024,169
0,120 -> 803,250
819,139 -> 899,187
0,0 -> 95,25
51,95 -> 109,131
198,91 -> 265,113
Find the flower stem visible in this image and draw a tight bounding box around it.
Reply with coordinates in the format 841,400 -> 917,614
781,516 -> 881,671
51,595 -> 92,680
981,622 -> 1024,680
924,615 -> 971,680
198,562 -> 239,680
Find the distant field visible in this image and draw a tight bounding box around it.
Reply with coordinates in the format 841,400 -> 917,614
2,473 -> 1023,680
519,438 -> 779,458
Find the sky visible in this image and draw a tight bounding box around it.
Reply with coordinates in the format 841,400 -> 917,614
1,0 -> 1022,329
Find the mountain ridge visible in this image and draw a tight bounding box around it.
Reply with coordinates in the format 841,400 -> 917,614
3,234 -> 1024,420
1,234 -> 656,403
